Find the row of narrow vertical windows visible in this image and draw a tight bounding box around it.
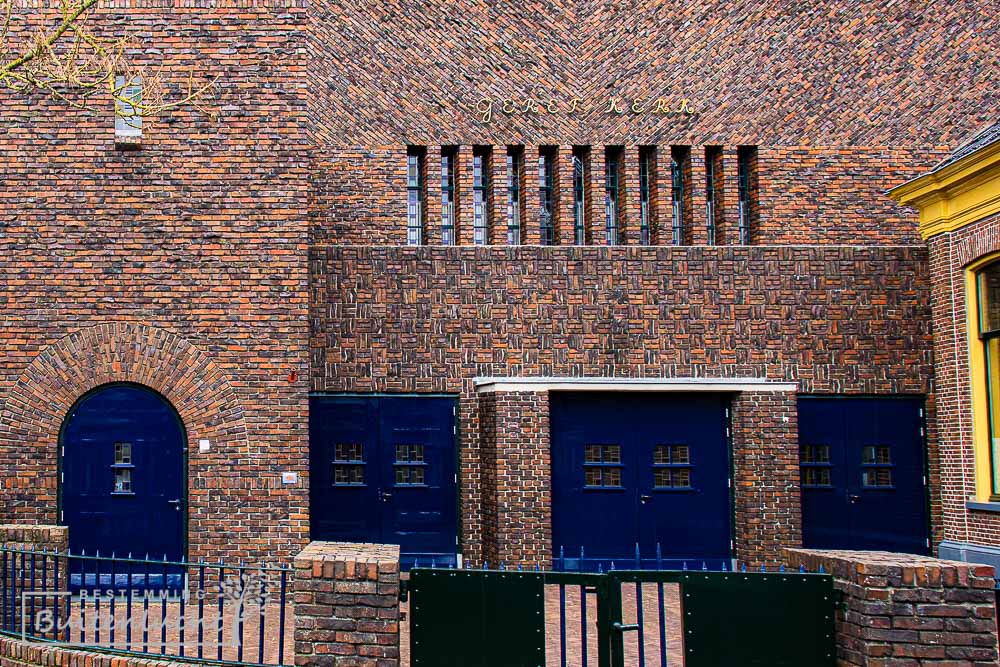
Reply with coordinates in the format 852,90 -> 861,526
406,145 -> 758,246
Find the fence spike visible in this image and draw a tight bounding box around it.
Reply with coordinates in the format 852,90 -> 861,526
800,564 -> 806,573
559,546 -> 565,572
635,543 -> 641,568
682,561 -> 688,571
414,558 -> 420,569
534,563 -> 540,572
702,562 -> 708,571
598,563 -> 603,574
721,561 -> 727,572
760,564 -> 766,572
779,564 -> 786,573
128,553 -> 133,559
483,560 -> 488,570
818,564 -> 825,574
610,560 -> 615,571
741,563 -> 747,573
82,549 -> 87,556
656,543 -> 662,571
430,560 -> 436,569
500,562 -> 506,571
96,549 -> 100,558
581,546 -> 586,570
517,563 -> 523,571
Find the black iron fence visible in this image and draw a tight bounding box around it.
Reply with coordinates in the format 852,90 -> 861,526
0,547 -> 292,666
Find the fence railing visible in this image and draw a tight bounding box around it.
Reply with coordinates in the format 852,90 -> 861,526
409,562 -> 838,667
0,547 -> 292,666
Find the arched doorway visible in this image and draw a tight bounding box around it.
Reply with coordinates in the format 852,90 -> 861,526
60,383 -> 186,561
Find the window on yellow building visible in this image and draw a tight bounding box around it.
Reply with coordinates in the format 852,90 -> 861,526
976,260 -> 1000,498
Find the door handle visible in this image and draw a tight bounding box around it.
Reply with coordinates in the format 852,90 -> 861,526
640,495 -> 652,504
848,494 -> 860,504
381,491 -> 393,503
167,499 -> 182,511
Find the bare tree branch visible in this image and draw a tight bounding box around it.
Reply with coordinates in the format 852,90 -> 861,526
0,0 -> 216,120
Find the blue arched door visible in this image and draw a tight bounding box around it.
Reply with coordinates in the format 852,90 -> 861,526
61,384 -> 186,562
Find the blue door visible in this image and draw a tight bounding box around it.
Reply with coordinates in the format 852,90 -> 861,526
798,396 -> 929,554
310,395 -> 458,568
61,384 -> 186,570
551,393 -> 731,571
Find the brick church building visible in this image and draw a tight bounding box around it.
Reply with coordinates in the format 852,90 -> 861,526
1,1 -> 997,571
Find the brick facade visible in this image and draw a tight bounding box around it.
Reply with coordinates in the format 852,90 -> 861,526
786,549 -> 999,665
311,245 -> 935,564
0,0 -> 311,564
293,542 -> 401,667
1,0 -> 996,571
927,213 -> 1000,549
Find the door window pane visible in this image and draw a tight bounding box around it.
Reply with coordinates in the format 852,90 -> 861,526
653,445 -> 693,489
114,442 -> 132,465
333,443 -> 365,485
113,468 -> 133,493
584,444 -> 624,488
800,443 -> 833,488
394,443 -> 427,486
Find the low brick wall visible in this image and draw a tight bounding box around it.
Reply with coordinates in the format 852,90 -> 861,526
293,541 -> 400,667
0,525 -> 67,552
0,635 -> 179,667
786,549 -> 999,665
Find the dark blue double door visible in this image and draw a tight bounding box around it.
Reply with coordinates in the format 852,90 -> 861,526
310,396 -> 458,568
798,396 -> 929,554
551,393 -> 732,571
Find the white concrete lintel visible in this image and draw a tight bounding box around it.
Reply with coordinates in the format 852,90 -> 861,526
473,377 -> 798,394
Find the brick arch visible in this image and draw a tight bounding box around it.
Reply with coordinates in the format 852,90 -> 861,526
0,321 -> 247,524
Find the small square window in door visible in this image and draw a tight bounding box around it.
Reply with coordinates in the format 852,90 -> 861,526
861,445 -> 893,488
800,444 -> 833,488
111,441 -> 135,494
332,443 -> 365,486
652,445 -> 693,489
583,444 -> 623,488
394,444 -> 427,486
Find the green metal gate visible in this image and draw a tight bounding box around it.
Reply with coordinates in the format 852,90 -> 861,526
408,568 -> 836,667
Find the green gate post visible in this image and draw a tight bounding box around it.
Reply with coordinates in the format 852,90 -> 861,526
599,573 -> 624,667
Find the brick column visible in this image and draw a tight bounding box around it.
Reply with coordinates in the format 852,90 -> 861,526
591,147 -> 607,246
0,525 -> 69,633
522,145 -> 541,245
424,145 -> 442,245
293,542 -> 400,667
557,145 -> 575,246
490,145 -> 507,245
0,525 -> 68,552
785,549 -> 999,665
731,392 -> 802,566
623,144 -> 640,245
688,147 -> 708,245
721,147 -> 740,245
659,147 -> 676,245
456,145 -> 474,245
478,391 -> 551,568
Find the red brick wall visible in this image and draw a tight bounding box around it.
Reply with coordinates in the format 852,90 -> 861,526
311,146 -> 944,246
307,1 -> 996,146
786,549 -> 999,665
927,213 -> 1000,548
478,391 -> 551,568
732,392 -> 801,566
311,245 -> 936,563
0,0 -> 311,564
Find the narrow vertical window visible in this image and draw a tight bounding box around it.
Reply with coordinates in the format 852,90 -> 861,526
114,75 -> 142,147
506,147 -> 523,245
670,146 -> 687,246
977,261 -> 1000,498
538,147 -> 555,245
572,147 -> 587,245
605,147 -> 621,245
737,146 -> 756,245
639,147 -> 655,245
473,147 -> 490,245
441,147 -> 457,245
705,147 -> 720,245
407,147 -> 425,245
